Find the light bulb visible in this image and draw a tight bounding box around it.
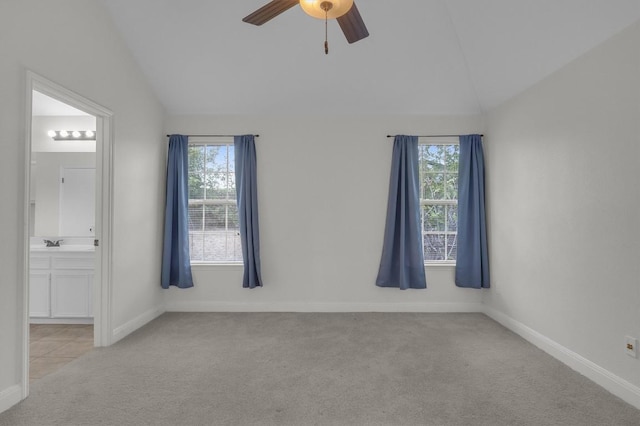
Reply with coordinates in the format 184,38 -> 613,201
72,131 -> 81,138
300,0 -> 353,19
59,130 -> 69,137
85,130 -> 94,138
47,130 -> 56,138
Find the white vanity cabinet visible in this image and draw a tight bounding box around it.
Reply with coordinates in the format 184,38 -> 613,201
30,249 -> 94,321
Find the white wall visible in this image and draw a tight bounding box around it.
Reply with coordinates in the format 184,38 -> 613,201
164,115 -> 485,312
484,20 -> 640,393
0,0 -> 166,410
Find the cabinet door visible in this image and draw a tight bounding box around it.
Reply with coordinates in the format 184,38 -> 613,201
29,272 -> 50,317
51,271 -> 92,318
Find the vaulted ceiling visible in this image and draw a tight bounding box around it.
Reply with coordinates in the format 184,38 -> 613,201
100,0 -> 640,115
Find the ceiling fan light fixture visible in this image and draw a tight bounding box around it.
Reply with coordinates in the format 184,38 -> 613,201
300,0 -> 353,19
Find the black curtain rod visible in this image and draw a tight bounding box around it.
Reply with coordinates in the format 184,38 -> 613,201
166,134 -> 259,138
386,134 -> 483,138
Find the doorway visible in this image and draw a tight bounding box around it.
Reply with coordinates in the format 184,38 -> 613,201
23,72 -> 113,398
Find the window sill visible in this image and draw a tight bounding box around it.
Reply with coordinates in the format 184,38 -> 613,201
425,262 -> 456,268
190,262 -> 244,269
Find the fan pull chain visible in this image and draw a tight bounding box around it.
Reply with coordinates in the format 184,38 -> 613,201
324,10 -> 329,54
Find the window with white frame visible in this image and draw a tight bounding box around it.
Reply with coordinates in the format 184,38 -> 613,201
187,140 -> 242,263
419,142 -> 459,263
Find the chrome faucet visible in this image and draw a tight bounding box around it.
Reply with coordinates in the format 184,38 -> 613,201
43,239 -> 63,247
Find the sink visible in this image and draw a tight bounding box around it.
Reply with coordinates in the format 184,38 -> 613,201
61,246 -> 95,252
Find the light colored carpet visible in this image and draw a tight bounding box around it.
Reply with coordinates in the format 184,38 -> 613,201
1,312 -> 639,425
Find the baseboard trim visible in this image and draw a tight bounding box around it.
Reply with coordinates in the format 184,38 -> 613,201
0,385 -> 22,414
111,305 -> 165,344
483,306 -> 640,410
30,318 -> 93,325
165,301 -> 483,313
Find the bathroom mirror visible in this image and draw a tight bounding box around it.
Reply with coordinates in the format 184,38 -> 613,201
30,92 -> 97,239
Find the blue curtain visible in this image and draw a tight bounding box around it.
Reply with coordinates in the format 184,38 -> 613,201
376,135 -> 427,290
234,135 -> 263,289
161,135 -> 194,289
455,134 -> 490,288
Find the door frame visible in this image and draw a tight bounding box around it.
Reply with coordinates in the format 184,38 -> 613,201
22,71 -> 114,398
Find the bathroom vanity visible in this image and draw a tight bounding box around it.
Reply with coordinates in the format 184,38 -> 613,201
29,246 -> 94,323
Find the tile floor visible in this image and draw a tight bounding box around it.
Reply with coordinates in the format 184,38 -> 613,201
29,324 -> 93,382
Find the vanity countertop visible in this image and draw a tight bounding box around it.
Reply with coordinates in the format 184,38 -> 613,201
30,245 -> 95,252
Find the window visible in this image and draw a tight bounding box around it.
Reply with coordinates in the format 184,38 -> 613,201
419,142 -> 459,263
187,140 -> 242,263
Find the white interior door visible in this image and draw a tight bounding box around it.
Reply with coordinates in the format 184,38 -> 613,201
59,167 -> 95,236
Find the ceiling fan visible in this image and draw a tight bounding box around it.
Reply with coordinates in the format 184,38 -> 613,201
243,0 -> 369,54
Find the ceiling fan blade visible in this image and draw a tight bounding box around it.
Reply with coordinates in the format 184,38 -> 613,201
337,2 -> 369,44
242,0 -> 300,26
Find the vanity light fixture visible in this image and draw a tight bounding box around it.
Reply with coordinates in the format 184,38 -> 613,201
48,130 -> 96,141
